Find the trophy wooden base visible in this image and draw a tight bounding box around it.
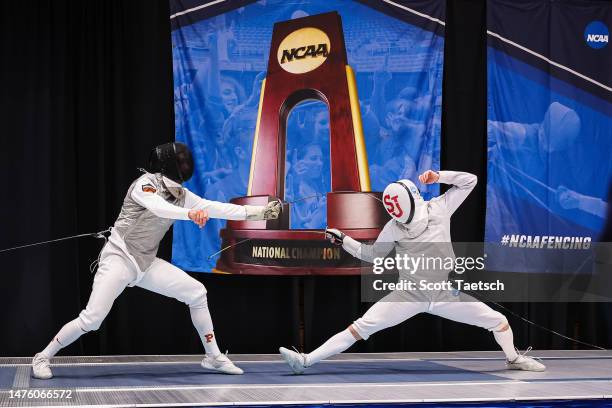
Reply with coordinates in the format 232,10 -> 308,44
214,193 -> 389,275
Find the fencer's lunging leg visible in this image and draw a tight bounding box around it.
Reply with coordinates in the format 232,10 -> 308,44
136,258 -> 242,374
306,328 -> 359,366
280,295 -> 428,374
279,327 -> 359,375
33,255 -> 134,379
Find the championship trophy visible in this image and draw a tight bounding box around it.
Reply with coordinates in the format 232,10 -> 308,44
214,11 -> 389,275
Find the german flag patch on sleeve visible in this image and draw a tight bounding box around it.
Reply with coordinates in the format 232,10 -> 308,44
142,183 -> 157,193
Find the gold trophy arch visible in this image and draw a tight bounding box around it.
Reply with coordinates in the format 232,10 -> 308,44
214,12 -> 389,275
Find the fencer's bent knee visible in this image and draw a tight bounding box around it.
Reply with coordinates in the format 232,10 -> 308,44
348,325 -> 363,340
77,309 -> 105,332
490,314 -> 509,332
185,282 -> 208,309
351,318 -> 374,340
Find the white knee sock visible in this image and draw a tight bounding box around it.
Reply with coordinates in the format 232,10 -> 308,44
493,326 -> 519,361
40,319 -> 86,358
190,305 -> 221,357
305,329 -> 357,367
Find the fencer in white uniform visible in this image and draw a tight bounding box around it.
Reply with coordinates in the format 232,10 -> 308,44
280,170 -> 545,373
32,142 -> 282,379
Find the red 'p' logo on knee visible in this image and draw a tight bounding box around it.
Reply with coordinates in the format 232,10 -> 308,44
204,333 -> 214,343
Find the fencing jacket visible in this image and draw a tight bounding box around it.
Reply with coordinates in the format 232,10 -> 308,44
342,171 -> 478,291
105,172 -> 247,280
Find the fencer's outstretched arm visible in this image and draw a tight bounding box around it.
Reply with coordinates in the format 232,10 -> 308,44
436,170 -> 477,215
184,189 -> 282,221
131,178 -> 279,221
184,189 -> 248,220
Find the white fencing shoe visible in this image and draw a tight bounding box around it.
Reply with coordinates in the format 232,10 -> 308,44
32,353 -> 53,379
279,346 -> 307,374
201,353 -> 243,375
506,347 -> 546,372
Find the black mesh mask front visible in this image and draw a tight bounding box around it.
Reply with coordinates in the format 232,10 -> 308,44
147,142 -> 194,183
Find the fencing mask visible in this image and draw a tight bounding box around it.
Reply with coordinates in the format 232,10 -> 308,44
148,142 -> 194,183
382,179 -> 428,236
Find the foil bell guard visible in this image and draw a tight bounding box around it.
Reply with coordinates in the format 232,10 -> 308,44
214,11 -> 390,275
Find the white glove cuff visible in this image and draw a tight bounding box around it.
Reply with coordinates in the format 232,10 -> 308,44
244,205 -> 264,221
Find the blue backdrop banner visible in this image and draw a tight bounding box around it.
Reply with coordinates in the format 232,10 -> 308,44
485,0 -> 612,272
170,0 -> 445,272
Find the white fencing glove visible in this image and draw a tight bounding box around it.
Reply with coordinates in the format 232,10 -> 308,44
325,228 -> 346,245
245,200 -> 282,221
326,227 -> 362,258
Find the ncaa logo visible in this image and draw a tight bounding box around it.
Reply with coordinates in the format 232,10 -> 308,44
584,21 -> 609,49
277,27 -> 331,74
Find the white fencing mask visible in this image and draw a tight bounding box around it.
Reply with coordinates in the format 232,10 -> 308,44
382,179 -> 429,237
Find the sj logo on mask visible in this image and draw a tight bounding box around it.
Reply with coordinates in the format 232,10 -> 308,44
383,194 -> 404,218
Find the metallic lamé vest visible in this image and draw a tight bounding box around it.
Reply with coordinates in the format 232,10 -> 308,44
112,173 -> 185,271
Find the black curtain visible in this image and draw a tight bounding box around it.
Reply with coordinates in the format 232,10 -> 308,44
0,0 -> 609,358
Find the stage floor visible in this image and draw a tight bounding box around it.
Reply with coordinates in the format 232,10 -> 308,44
0,351 -> 610,407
